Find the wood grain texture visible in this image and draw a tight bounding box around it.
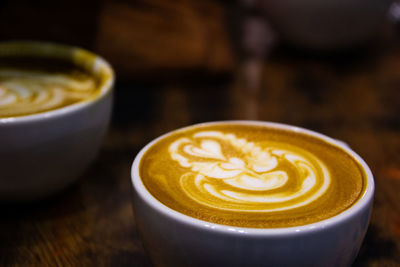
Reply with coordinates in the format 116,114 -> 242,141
0,0 -> 400,266
95,0 -> 234,79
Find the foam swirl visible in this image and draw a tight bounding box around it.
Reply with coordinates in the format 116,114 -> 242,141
0,69 -> 97,117
169,131 -> 331,212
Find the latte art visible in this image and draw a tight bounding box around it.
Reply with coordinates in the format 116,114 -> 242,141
0,68 -> 98,118
169,131 -> 330,212
140,123 -> 367,228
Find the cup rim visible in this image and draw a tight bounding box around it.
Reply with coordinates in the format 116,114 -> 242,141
0,41 -> 114,125
131,120 -> 374,236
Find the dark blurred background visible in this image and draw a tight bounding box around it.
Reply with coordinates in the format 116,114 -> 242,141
0,0 -> 397,79
0,0 -> 235,80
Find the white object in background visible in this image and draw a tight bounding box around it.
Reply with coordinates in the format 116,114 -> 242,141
260,0 -> 395,49
0,42 -> 114,201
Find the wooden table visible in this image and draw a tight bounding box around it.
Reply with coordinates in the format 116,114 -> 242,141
1,1 -> 400,266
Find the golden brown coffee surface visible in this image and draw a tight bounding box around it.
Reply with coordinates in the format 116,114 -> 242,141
0,58 -> 100,118
140,123 -> 367,228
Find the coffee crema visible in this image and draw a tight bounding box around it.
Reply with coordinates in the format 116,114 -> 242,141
140,123 -> 367,228
0,59 -> 99,118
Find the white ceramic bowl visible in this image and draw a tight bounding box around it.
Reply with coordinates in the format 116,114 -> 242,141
0,42 -> 114,201
131,121 -> 374,267
260,0 -> 394,49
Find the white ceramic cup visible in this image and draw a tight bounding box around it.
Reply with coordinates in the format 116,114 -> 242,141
131,121 -> 374,267
259,0 -> 394,49
0,41 -> 114,201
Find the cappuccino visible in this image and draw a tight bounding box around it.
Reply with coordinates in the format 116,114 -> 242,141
140,123 -> 367,228
0,42 -> 114,200
0,58 -> 99,118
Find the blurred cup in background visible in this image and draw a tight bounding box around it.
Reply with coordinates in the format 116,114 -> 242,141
258,0 -> 395,50
0,41 -> 114,201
